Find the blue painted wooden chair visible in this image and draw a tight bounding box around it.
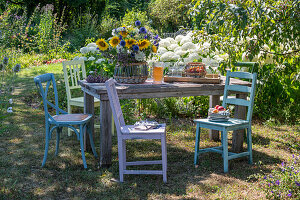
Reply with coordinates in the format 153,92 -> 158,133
194,70 -> 257,173
105,79 -> 167,183
34,73 -> 98,168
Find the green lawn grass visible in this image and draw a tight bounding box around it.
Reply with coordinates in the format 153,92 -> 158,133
0,64 -> 299,199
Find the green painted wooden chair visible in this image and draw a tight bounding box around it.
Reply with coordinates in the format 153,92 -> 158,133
194,70 -> 257,173
62,60 -> 100,136
34,73 -> 98,168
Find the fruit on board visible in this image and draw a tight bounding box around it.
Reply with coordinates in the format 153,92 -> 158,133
213,109 -> 219,113
214,105 -> 225,111
188,66 -> 205,73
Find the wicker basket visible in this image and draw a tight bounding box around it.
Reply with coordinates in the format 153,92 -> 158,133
183,62 -> 206,78
114,62 -> 148,84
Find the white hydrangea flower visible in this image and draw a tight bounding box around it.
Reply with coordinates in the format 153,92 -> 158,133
9,99 -> 13,104
175,35 -> 184,43
180,36 -> 192,45
168,44 -> 179,51
135,51 -> 146,62
95,58 -> 106,64
165,37 -> 177,44
80,47 -> 89,54
7,107 -> 13,113
183,57 -> 194,64
159,39 -> 171,48
88,56 -> 95,61
157,47 -> 168,55
202,42 -> 211,49
87,43 -> 97,48
160,52 -> 178,62
78,57 -> 87,61
181,42 -> 196,51
89,47 -> 97,53
175,50 -> 188,56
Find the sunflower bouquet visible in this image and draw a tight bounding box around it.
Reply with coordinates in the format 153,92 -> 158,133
96,20 -> 159,65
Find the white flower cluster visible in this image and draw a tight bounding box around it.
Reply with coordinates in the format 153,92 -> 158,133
75,43 -> 105,64
151,31 -> 229,70
242,44 -> 274,65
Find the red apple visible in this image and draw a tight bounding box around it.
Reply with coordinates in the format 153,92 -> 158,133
218,106 -> 225,111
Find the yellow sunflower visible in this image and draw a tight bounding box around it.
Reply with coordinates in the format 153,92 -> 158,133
120,31 -> 128,38
125,38 -> 137,48
96,38 -> 109,51
138,39 -> 150,50
109,36 -> 120,48
152,45 -> 157,53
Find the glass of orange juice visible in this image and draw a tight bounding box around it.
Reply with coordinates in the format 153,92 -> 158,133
152,62 -> 164,84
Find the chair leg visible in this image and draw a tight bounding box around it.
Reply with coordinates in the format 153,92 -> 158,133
79,125 -> 87,169
55,127 -> 62,156
118,139 -> 124,182
87,123 -> 98,158
222,130 -> 229,173
122,140 -> 126,170
42,124 -> 50,167
161,133 -> 167,183
67,104 -> 72,136
247,127 -> 253,164
194,123 -> 200,166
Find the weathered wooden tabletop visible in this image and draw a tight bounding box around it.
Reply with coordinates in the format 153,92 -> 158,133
79,77 -> 251,167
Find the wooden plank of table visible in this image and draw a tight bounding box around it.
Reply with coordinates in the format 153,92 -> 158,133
99,100 -> 112,167
84,92 -> 93,152
232,93 -> 247,152
209,95 -> 221,141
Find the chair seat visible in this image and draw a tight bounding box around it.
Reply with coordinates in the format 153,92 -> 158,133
69,97 -> 100,107
121,124 -> 166,134
50,114 -> 92,123
194,118 -> 249,131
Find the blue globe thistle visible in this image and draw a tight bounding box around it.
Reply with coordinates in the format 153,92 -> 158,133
144,35 -> 148,39
131,52 -> 135,57
120,40 -> 126,47
135,20 -> 141,27
3,57 -> 9,65
154,34 -> 159,40
139,27 -> 147,34
133,45 -> 139,51
13,64 -> 21,72
119,35 -> 122,40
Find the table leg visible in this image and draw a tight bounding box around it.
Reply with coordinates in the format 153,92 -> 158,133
232,93 -> 247,153
84,92 -> 94,152
100,100 -> 112,168
209,95 -> 220,141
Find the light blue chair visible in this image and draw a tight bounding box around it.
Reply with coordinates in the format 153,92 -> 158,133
34,73 -> 98,168
194,70 -> 257,173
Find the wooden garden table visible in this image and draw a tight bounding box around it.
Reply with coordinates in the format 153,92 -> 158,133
79,77 -> 251,167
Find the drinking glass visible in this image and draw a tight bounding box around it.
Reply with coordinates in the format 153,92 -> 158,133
152,62 -> 164,84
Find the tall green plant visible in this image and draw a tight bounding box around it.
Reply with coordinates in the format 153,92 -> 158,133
190,0 -> 300,123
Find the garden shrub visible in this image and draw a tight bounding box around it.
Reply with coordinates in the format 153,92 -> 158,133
189,0 -> 299,124
149,0 -> 193,33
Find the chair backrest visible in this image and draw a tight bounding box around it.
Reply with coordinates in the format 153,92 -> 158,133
34,73 -> 66,123
222,70 -> 257,123
233,62 -> 258,73
62,60 -> 87,101
105,79 -> 125,136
